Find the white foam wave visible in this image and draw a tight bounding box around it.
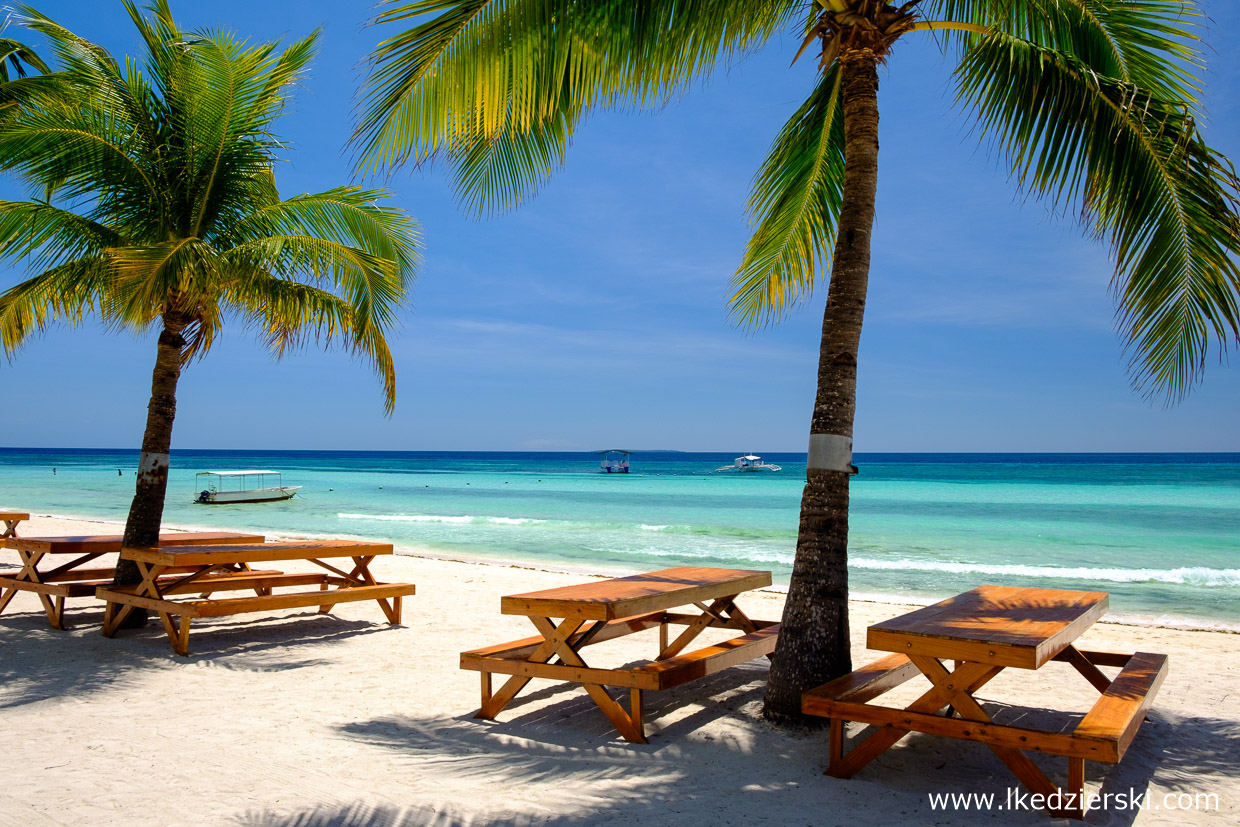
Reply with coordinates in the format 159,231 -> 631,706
641,524 -> 670,531
338,513 -> 472,524
850,557 -> 1240,587
337,513 -> 546,526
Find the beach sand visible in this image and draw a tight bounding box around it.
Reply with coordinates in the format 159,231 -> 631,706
1,514 -> 1236,826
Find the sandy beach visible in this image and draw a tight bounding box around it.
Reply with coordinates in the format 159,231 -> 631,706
1,514 -> 1236,826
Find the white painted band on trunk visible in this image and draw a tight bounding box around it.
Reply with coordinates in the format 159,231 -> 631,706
138,452 -> 169,474
807,434 -> 853,472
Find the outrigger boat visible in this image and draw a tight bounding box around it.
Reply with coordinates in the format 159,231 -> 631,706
194,470 -> 301,504
596,449 -> 631,474
715,455 -> 782,473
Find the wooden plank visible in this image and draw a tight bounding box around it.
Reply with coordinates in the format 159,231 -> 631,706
120,540 -> 392,567
0,512 -> 30,521
1055,645 -> 1114,693
1063,649 -> 1132,669
96,582 -> 415,619
189,582 -> 415,617
159,572 -> 325,595
500,566 -> 771,621
867,627 -> 1035,670
0,576 -> 75,598
823,660 -> 1003,779
634,624 -> 779,690
0,568 -> 288,598
462,614 -> 666,660
460,650 -> 662,690
95,587 -> 204,618
8,532 -> 265,554
1074,652 -> 1168,761
813,696 -> 1119,761
867,585 -> 1109,669
802,653 -> 920,710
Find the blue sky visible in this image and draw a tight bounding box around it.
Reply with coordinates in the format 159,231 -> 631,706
2,1 -> 1238,452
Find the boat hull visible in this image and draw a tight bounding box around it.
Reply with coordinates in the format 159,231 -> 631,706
196,486 -> 301,504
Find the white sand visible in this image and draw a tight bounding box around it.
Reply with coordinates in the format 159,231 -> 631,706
1,514 -> 1236,826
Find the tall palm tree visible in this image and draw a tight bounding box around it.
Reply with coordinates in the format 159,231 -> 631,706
0,1 -> 419,595
354,0 -> 1240,721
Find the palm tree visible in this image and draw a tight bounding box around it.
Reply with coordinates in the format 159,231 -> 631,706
353,0 -> 1240,721
0,1 -> 419,596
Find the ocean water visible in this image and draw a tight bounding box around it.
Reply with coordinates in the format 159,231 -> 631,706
1,449 -> 1237,630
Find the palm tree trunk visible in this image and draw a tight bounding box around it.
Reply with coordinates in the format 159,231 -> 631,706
763,49 -> 880,723
113,317 -> 187,597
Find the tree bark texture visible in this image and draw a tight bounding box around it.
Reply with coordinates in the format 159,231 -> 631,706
764,50 -> 880,723
113,318 -> 187,591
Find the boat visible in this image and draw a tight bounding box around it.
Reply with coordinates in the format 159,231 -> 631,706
715,455 -> 782,473
194,470 -> 301,504
596,449 -> 631,474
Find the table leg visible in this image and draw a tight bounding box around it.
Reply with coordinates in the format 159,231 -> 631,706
1,519 -> 20,539
827,660 -> 1002,779
911,656 -> 1081,819
659,596 -> 735,659
1058,645 -> 1113,694
475,617 -> 586,720
529,616 -> 648,743
102,562 -> 193,655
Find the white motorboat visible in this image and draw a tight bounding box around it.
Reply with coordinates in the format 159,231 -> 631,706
194,470 -> 301,504
715,455 -> 782,473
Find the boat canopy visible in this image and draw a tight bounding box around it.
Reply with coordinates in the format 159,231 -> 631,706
594,449 -> 631,456
196,470 -> 281,477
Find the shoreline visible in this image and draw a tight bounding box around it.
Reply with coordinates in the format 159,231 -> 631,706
21,506 -> 1239,636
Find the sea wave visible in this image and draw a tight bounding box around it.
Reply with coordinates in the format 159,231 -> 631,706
337,513 -> 546,526
849,557 -> 1240,587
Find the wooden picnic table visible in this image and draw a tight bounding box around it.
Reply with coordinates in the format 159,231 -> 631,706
461,566 -> 780,743
802,585 -> 1168,819
0,531 -> 265,629
0,511 -> 28,539
96,540 -> 416,656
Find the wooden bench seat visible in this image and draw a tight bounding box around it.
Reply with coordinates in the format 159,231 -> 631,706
1074,652 -> 1168,762
0,568 -> 285,599
97,581 -> 416,620
462,622 -> 780,692
802,653 -> 920,712
633,624 -> 780,690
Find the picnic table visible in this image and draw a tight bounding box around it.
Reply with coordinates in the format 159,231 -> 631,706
461,566 -> 780,743
0,511 -> 28,539
96,540 -> 416,656
0,531 -> 265,629
802,585 -> 1168,819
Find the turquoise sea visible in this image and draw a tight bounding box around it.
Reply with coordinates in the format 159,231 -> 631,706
2,449 -> 1237,630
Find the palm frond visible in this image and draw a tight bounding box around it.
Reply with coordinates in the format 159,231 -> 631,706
956,30 -> 1240,399
0,257 -> 112,353
923,0 -> 1203,106
448,100 -> 575,217
225,271 -> 400,413
353,0 -> 798,178
0,200 -> 124,269
0,34 -> 48,81
730,68 -> 845,327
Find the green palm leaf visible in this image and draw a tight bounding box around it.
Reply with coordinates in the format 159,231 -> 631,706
956,30 -> 1240,398
354,0 -> 797,179
730,68 -> 845,327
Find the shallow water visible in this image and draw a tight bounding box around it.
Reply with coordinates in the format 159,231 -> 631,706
3,449 -> 1237,629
